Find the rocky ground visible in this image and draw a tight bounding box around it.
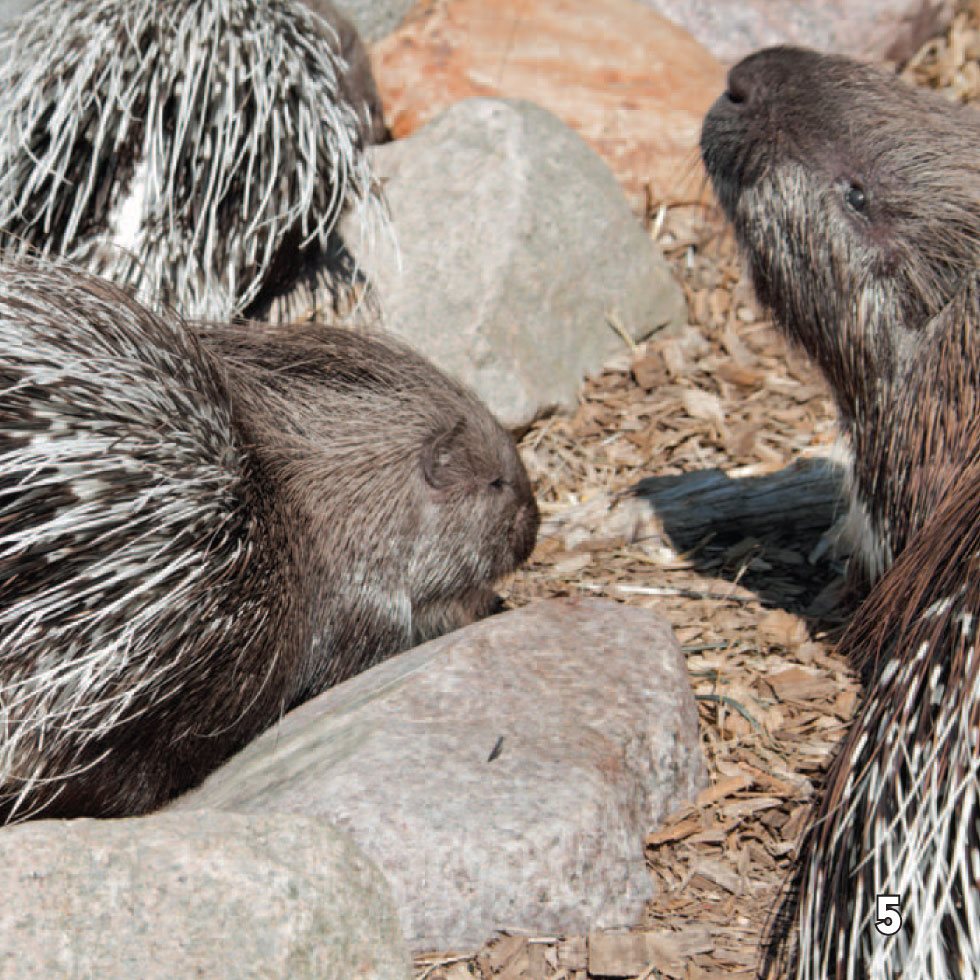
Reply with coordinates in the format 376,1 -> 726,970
414,5 -> 980,978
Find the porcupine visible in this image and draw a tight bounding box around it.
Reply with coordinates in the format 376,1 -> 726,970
0,0 -> 387,324
700,46 -> 980,979
0,258 -> 538,824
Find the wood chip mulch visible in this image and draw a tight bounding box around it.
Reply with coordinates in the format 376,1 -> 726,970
414,5 -> 980,978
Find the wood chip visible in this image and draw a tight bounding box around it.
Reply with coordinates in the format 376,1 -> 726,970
695,773 -> 753,807
556,935 -> 588,971
588,929 -> 713,977
681,388 -> 726,428
646,813 -> 703,848
765,667 -> 838,703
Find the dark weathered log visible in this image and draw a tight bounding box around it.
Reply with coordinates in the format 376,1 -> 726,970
541,457 -> 847,555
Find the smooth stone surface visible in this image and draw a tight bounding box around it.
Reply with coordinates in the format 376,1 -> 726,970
175,598 -> 707,951
370,0 -> 726,206
0,811 -> 410,979
349,97 -> 687,428
644,0 -> 955,65
333,0 -> 415,42
0,0 -> 34,29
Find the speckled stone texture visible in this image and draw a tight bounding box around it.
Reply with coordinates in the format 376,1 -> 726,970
175,598 -> 707,951
347,98 -> 687,429
643,0 -> 955,65
0,812 -> 411,979
332,0 -> 414,41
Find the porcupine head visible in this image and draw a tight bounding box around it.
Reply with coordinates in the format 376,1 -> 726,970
700,46 -> 980,579
0,264 -> 537,821
200,322 -> 541,706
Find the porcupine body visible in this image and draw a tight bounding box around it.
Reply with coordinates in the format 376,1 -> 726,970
700,47 -> 980,978
0,258 -> 538,823
0,0 -> 386,324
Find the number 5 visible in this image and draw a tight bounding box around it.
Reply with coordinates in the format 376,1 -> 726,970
875,894 -> 903,936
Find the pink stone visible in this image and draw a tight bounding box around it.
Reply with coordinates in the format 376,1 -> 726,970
641,0 -> 955,66
370,0 -> 726,206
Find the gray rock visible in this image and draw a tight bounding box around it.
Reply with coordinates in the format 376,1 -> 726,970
349,98 -> 687,429
0,0 -> 34,30
643,0 -> 954,66
331,0 -> 415,42
0,811 -> 410,979
175,598 -> 706,951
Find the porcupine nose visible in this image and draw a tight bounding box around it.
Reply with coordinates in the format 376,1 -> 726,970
723,46 -> 800,110
725,63 -> 753,106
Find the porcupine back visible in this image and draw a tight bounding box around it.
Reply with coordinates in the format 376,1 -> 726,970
0,0 -> 385,322
775,276 -> 980,980
0,261 -> 304,822
0,258 -> 539,823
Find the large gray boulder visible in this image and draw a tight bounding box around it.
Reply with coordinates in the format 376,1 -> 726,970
0,811 -> 410,978
350,98 -> 687,428
175,598 -> 706,951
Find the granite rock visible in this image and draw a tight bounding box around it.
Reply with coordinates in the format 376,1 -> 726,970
176,598 -> 707,951
349,98 -> 687,428
0,811 -> 410,978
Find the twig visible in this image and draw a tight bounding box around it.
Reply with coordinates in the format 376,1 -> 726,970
577,580 -> 761,605
606,310 -> 638,353
682,641 -> 730,654
696,693 -> 761,730
416,954 -> 473,979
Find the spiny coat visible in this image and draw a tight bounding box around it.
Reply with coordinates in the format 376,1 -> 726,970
701,46 -> 980,979
0,259 -> 537,822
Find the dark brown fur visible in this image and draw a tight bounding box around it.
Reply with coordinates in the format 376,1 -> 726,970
0,260 -> 537,822
301,0 -> 388,145
701,48 -> 980,977
701,46 -> 980,586
198,321 -> 540,702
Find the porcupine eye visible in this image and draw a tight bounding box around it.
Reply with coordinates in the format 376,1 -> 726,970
489,477 -> 506,491
845,182 -> 868,213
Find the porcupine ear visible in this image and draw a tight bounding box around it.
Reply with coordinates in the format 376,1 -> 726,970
421,419 -> 471,490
